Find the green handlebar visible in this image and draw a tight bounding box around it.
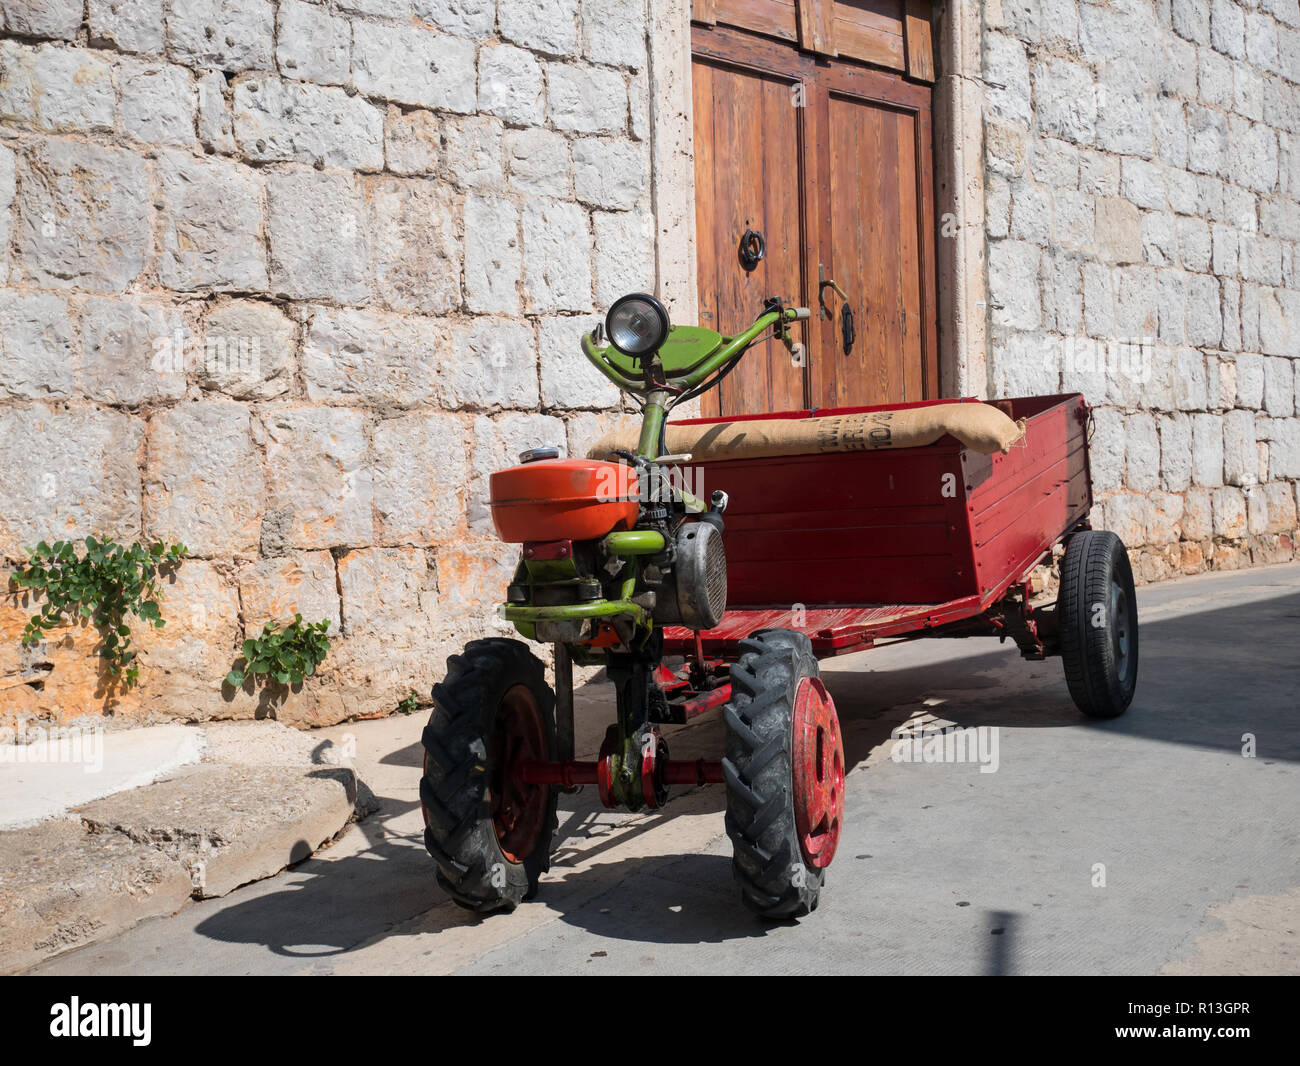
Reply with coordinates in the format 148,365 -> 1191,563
685,309 -> 782,387
580,306 -> 807,396
579,333 -> 641,391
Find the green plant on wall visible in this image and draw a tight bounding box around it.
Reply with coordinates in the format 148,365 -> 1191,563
226,614 -> 331,688
397,692 -> 420,715
9,537 -> 188,687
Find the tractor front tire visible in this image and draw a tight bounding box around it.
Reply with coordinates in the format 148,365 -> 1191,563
1058,530 -> 1139,719
420,638 -> 559,914
723,629 -> 845,920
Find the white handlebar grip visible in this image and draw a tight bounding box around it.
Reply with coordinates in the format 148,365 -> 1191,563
792,307 -> 811,320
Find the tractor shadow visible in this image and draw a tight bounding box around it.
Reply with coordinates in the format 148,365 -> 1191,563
533,588 -> 1300,947
816,587 -> 1300,764
193,586 -> 1300,960
192,795 -> 437,960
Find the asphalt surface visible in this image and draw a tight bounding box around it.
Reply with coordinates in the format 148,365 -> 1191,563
30,563 -> 1300,975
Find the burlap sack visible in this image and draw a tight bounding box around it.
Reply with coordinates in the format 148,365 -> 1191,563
587,403 -> 1027,463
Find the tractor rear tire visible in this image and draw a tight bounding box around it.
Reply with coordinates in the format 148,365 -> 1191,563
1058,530 -> 1139,719
722,629 -> 845,920
420,638 -> 559,914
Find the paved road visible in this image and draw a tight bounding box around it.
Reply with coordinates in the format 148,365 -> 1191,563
32,564 -> 1300,975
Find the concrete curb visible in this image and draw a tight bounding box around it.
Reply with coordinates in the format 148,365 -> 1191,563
0,724 -> 207,830
0,721 -> 369,973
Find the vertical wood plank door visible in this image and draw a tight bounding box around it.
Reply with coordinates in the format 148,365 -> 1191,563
818,91 -> 925,407
692,55 -> 808,417
691,7 -> 938,417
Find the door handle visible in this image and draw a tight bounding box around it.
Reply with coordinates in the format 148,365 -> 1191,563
738,227 -> 765,272
840,303 -> 856,356
818,264 -> 848,320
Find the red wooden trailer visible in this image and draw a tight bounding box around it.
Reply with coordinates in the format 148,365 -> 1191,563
422,386 -> 1140,920
656,393 -> 1137,723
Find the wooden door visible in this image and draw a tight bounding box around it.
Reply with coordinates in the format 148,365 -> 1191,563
692,55 -> 808,415
691,2 -> 938,418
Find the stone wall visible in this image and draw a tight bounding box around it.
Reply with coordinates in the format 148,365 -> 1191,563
7,0 -> 1299,728
981,0 -> 1300,581
0,0 -> 650,726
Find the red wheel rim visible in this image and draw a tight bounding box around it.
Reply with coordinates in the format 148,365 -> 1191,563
641,734 -> 666,810
488,685 -> 548,863
791,677 -> 844,869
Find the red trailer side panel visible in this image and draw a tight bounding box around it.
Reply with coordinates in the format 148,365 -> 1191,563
964,395 -> 1091,598
695,444 -> 977,608
662,394 -> 1092,659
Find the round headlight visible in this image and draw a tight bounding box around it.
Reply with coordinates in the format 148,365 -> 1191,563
606,293 -> 670,358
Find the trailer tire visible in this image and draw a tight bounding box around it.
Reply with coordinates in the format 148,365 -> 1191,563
723,629 -> 844,920
420,638 -> 558,913
1058,530 -> 1139,719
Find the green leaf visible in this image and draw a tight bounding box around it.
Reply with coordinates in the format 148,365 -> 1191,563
10,536 -> 187,690
225,669 -> 245,687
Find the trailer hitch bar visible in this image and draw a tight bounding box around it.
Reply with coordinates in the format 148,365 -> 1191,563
517,758 -> 724,788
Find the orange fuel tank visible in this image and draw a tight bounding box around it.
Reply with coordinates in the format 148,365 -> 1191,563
489,459 -> 639,543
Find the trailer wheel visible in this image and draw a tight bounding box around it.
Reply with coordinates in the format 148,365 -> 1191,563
420,638 -> 559,913
1058,531 -> 1139,719
723,629 -> 845,919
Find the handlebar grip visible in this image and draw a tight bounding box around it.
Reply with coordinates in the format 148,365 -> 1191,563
791,307 -> 811,320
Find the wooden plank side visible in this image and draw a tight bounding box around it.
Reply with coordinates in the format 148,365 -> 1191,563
690,32 -> 812,418
916,107 -> 939,397
690,441 -> 972,606
726,523 -> 956,564
904,0 -> 935,81
833,17 -> 904,69
688,447 -> 965,514
817,92 -> 852,406
715,66 -> 773,415
728,555 -> 969,607
853,96 -> 904,405
836,0 -> 905,35
875,104 -> 904,404
818,63 -> 935,406
833,0 -> 905,69
965,400 -> 1092,592
796,0 -> 837,55
713,0 -> 798,41
966,401 -> 1085,529
761,73 -> 810,411
728,500 -> 965,531
971,466 -> 1089,595
691,58 -> 721,417
801,76 -> 833,413
692,0 -> 718,24
896,107 -> 923,401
